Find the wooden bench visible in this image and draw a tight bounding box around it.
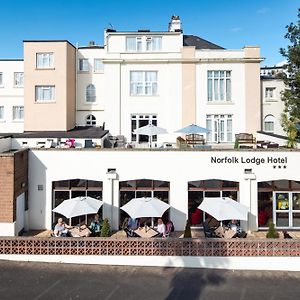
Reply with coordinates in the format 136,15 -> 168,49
235,133 -> 256,148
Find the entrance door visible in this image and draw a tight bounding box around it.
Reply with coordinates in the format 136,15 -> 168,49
274,192 -> 300,228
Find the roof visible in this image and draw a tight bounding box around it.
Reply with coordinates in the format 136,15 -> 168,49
183,35 -> 224,50
0,59 -> 24,61
78,46 -> 104,49
8,126 -> 108,139
23,40 -> 76,49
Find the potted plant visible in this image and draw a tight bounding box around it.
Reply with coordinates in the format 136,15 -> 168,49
100,218 -> 111,237
266,222 -> 279,238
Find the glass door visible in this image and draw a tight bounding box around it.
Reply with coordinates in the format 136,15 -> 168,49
274,192 -> 300,228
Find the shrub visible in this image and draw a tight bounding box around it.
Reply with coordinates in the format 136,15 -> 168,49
184,219 -> 192,238
266,222 -> 279,238
100,218 -> 111,237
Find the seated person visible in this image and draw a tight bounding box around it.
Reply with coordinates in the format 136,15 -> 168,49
89,214 -> 103,236
157,218 -> 166,238
128,218 -> 139,230
227,219 -> 247,238
53,218 -> 70,237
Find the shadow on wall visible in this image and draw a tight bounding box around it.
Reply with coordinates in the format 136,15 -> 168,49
164,257 -> 227,300
28,151 -> 47,230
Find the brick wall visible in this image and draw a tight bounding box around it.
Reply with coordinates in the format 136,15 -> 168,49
0,150 -> 28,223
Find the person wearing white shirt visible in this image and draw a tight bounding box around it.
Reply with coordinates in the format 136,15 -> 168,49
157,218 -> 166,237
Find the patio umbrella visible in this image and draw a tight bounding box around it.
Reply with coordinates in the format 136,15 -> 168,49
120,197 -> 170,219
175,124 -> 210,135
198,197 -> 249,221
133,124 -> 167,148
52,196 -> 103,219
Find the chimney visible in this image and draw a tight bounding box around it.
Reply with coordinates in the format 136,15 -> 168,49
168,15 -> 182,32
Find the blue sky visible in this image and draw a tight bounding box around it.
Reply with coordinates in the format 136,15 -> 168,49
0,0 -> 298,65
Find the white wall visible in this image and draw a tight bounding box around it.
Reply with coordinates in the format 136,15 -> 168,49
76,49 -> 105,127
196,62 -> 246,140
28,149 -> 300,232
0,60 -> 24,133
261,78 -> 285,136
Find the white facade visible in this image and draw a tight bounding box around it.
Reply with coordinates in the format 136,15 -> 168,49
261,68 -> 285,136
0,60 -> 24,133
27,148 -> 300,233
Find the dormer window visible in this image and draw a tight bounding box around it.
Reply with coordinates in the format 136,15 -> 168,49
126,36 -> 162,52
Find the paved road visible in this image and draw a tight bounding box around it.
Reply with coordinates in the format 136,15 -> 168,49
0,260 -> 299,300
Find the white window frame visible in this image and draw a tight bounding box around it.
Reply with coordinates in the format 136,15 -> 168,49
94,59 -> 104,73
265,87 -> 276,100
0,106 -> 4,120
79,59 -> 89,72
14,72 -> 24,87
0,72 -> 3,86
146,36 -> 162,51
86,84 -> 96,103
207,70 -> 231,102
264,115 -> 275,132
86,114 -> 96,126
206,114 -> 233,143
12,106 -> 24,121
36,53 -> 54,69
130,71 -> 158,96
35,86 -> 55,102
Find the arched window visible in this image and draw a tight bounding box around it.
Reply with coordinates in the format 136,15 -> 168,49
264,115 -> 275,132
86,114 -> 96,126
86,84 -> 96,102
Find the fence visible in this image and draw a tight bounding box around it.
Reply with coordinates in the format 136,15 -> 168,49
1,237 -> 300,256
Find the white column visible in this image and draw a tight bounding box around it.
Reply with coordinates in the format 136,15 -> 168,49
240,172 -> 257,232
102,171 -> 119,231
169,179 -> 188,231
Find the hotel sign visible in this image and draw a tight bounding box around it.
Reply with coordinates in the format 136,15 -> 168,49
211,156 -> 288,166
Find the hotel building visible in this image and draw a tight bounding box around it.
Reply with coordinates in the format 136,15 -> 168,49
1,16 -> 298,237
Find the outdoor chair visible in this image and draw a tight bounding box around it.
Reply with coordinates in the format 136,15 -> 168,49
203,219 -> 218,238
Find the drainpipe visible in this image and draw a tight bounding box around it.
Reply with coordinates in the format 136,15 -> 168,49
106,169 -> 119,230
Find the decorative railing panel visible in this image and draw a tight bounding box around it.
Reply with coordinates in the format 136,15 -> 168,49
0,237 -> 300,256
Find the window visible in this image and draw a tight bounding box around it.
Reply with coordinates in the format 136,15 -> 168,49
146,36 -> 162,51
94,59 -> 104,72
206,114 -> 233,143
264,115 -> 275,132
36,53 -> 54,68
130,71 -> 157,96
13,106 -> 24,120
86,84 -> 96,102
265,87 -> 276,100
126,37 -> 142,51
0,72 -> 3,86
126,36 -> 162,52
14,72 -> 24,87
208,71 -> 231,101
86,114 -> 96,126
0,106 -> 4,120
79,59 -> 89,72
131,114 -> 157,142
35,86 -> 55,101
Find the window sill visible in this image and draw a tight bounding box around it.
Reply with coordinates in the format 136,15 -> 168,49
0,86 -> 4,88
130,94 -> 159,97
77,71 -> 90,74
93,71 -> 104,74
0,120 -> 6,123
84,102 -> 98,105
35,100 -> 56,104
12,120 -> 24,123
13,86 -> 24,88
207,101 -> 234,105
265,98 -> 278,102
35,68 -> 55,70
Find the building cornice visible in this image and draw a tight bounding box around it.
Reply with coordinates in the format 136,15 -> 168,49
103,57 -> 263,64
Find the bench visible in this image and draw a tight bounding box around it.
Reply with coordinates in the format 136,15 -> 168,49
235,133 -> 256,148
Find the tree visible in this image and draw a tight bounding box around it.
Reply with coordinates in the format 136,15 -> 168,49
100,218 -> 111,237
266,222 -> 279,239
280,8 -> 300,147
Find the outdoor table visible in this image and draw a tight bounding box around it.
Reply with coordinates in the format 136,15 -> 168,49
69,226 -> 91,237
134,226 -> 159,238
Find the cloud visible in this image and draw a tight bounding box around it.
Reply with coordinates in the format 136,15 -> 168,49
231,27 -> 242,33
257,7 -> 269,14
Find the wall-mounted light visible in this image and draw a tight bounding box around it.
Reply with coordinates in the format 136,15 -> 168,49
37,184 -> 43,191
244,168 -> 253,174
